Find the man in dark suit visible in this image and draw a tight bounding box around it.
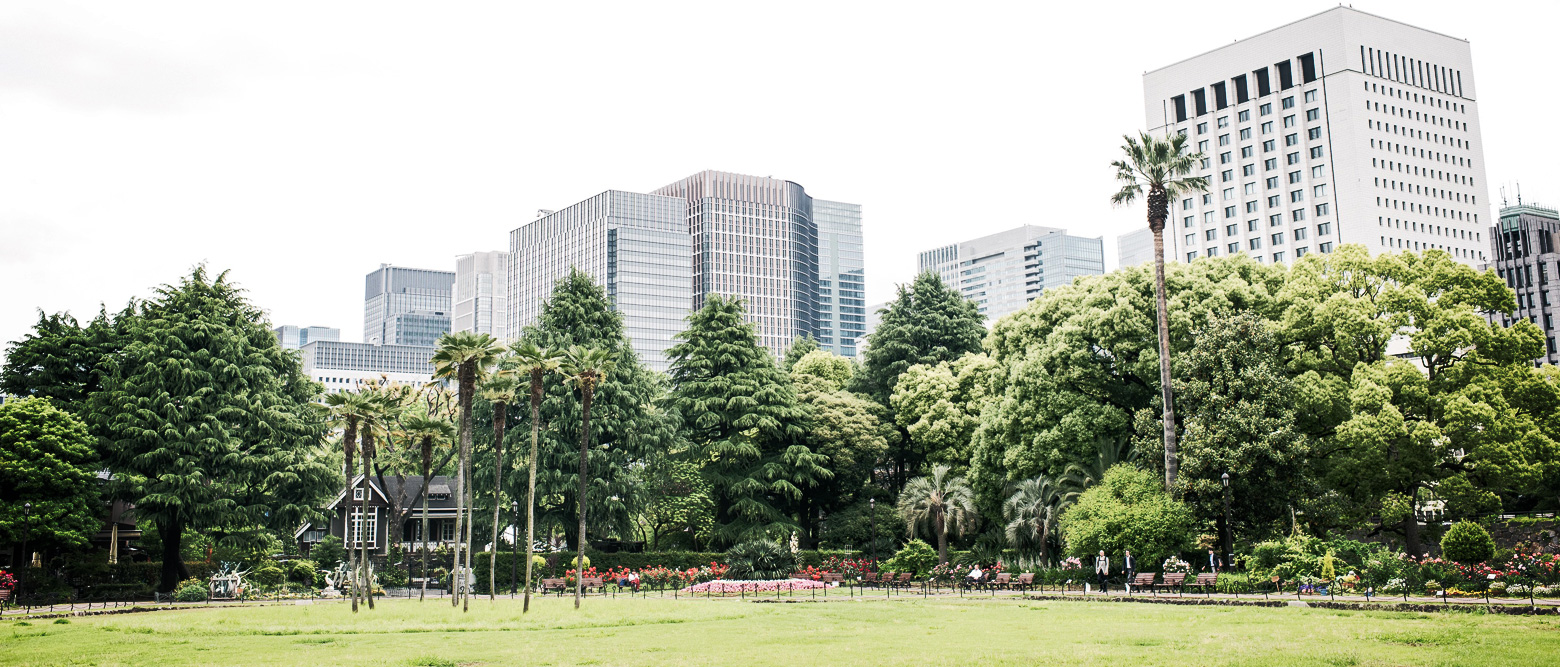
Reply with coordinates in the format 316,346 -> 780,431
1094,550 -> 1110,593
1123,550 -> 1136,584
1207,549 -> 1222,573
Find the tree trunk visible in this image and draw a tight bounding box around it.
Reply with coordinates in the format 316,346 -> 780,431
1404,488 -> 1423,557
524,372 -> 543,613
157,516 -> 183,593
1149,207 -> 1179,495
361,431 -> 375,610
452,366 -> 474,608
419,445 -> 431,602
489,401 -> 507,601
463,448 -> 474,613
575,384 -> 595,610
936,513 -> 948,565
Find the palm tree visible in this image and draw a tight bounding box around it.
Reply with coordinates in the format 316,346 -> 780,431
1110,131 -> 1209,495
480,370 -> 519,601
897,464 -> 977,566
511,340 -> 562,613
431,331 -> 503,611
355,392 -> 393,611
1002,476 -> 1074,566
323,389 -> 376,612
561,345 -> 616,610
401,414 -> 453,601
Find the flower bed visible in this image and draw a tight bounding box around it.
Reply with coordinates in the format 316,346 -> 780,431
681,578 -> 828,594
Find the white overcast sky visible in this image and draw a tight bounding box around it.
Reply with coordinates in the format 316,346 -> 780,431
2,0 -> 1555,354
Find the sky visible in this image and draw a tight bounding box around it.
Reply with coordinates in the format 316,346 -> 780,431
2,0 -> 1556,354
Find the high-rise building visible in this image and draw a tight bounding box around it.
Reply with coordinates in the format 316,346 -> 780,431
273,325 -> 340,349
300,340 -> 436,392
363,264 -> 455,347
1143,7 -> 1489,267
918,225 -> 1105,322
814,200 -> 867,358
1117,227 -> 1156,268
653,171 -> 862,359
508,191 -> 691,371
453,251 -> 509,341
1487,203 -> 1559,365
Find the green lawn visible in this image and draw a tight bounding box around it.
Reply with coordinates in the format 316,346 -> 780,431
3,596 -> 1558,666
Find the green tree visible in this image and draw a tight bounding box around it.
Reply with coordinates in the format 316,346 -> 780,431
634,456 -> 715,550
561,345 -> 614,609
0,398 -> 101,558
509,340 -> 561,613
1058,464 -> 1196,567
1002,475 -> 1074,566
1,304 -> 134,420
896,464 -> 976,565
431,330 -> 503,611
669,294 -> 829,545
852,272 -> 985,488
1440,520 -> 1495,563
480,371 -> 519,601
89,268 -> 336,592
1110,131 -> 1210,494
791,350 -> 892,547
790,349 -> 853,394
891,353 -> 997,470
782,334 -> 821,370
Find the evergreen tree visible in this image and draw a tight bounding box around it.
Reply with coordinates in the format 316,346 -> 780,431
2,304 -> 134,423
0,398 -> 101,556
668,294 -> 829,544
515,270 -> 675,547
851,272 -> 985,488
88,268 -> 336,592
782,334 -> 820,370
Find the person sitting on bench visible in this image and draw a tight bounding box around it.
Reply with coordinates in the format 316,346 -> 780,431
966,564 -> 985,586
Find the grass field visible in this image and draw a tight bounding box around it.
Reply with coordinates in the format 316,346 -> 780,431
4,596 -> 1559,666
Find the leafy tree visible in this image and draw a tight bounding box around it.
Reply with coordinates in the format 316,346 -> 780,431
1174,313 -> 1307,541
790,349 -> 852,394
890,353 -> 997,471
634,456 -> 715,550
561,345 -> 614,609
724,539 -> 797,580
791,350 -> 892,547
1002,475 -> 1073,566
0,398 -> 101,557
669,294 -> 828,545
1440,520 -> 1495,563
509,340 -> 562,613
782,334 -> 821,370
514,270 -> 675,552
881,538 -> 938,576
1110,130 -> 1210,494
432,330 -> 504,612
896,464 -> 976,565
1,304 -> 134,420
89,268 -> 336,592
1058,464 -> 1195,567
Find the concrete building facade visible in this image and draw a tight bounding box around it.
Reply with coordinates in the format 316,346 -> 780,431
364,264 -> 454,347
273,325 -> 340,349
1117,227 -> 1156,268
1144,7 -> 1490,267
918,225 -> 1105,322
453,251 -> 508,341
1488,203 -> 1560,365
300,340 -> 435,392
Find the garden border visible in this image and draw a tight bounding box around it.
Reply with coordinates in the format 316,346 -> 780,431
1022,593 -> 1560,615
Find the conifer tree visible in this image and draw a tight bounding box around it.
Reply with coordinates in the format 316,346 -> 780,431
89,268 -> 336,592
668,295 -> 829,544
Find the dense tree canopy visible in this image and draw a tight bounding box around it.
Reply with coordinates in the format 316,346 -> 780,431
0,398 -> 102,554
1,305 -> 134,423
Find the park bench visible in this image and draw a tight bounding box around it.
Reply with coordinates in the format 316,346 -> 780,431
821,573 -> 844,585
1156,573 -> 1187,594
864,572 -> 883,588
990,573 -> 1012,590
1129,572 -> 1156,592
895,573 -> 914,588
790,572 -> 811,580
580,577 -> 605,594
541,578 -> 567,596
1013,573 -> 1034,592
0,588 -> 11,609
1190,573 -> 1219,595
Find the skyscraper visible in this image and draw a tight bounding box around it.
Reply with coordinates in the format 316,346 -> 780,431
508,191 -> 691,371
453,251 -> 508,341
1116,227 -> 1156,268
918,225 -> 1105,322
813,200 -> 866,358
1143,7 -> 1489,267
273,325 -> 340,349
1487,203 -> 1559,365
654,170 -> 863,359
363,264 -> 455,347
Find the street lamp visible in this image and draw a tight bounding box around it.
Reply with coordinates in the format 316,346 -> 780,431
869,497 -> 877,562
1220,472 -> 1234,571
18,502 -> 31,600
510,500 -> 520,597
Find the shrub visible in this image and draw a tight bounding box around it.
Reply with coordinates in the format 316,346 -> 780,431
286,560 -> 318,586
378,566 -> 409,588
724,540 -> 797,580
1441,521 -> 1495,564
173,578 -> 208,602
1058,465 -> 1195,567
881,539 -> 938,577
311,536 -> 347,569
248,561 -> 285,589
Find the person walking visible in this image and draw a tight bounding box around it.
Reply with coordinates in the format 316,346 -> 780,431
1123,550 -> 1136,588
1207,549 -> 1221,573
1094,550 -> 1110,594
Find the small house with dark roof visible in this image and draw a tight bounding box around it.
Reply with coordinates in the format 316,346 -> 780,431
296,474 -> 461,556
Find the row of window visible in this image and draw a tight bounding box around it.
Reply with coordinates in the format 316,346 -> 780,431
1188,242 -> 1332,263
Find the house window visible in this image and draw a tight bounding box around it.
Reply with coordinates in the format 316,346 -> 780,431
441,520 -> 456,542
350,507 -> 378,546
353,488 -> 365,501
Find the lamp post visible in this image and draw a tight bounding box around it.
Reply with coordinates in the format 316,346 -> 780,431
510,500 -> 520,597
18,502 -> 31,599
869,497 -> 877,562
1220,472 -> 1234,571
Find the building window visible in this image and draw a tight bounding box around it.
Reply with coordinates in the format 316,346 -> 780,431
1221,152 -> 1232,164
1204,212 -> 1216,223
1223,187 -> 1235,200
1197,122 -> 1208,134
1222,170 -> 1234,182
1292,209 -> 1307,222
1260,103 -> 1272,116
1249,238 -> 1262,249
1245,201 -> 1259,213
1290,189 -> 1304,203
1218,116 -> 1229,128
1317,222 -> 1333,235
1219,134 -> 1231,146
1182,198 -> 1193,210
1304,89 -> 1317,103
353,488 -> 365,501
1273,251 -> 1286,262
1306,108 -> 1320,121
1316,203 -> 1331,216
1269,214 -> 1283,227
1239,110 -> 1250,122
1284,115 -> 1296,128
1310,147 -> 1324,159
1187,251 -> 1198,262
1185,233 -> 1196,245
1271,233 -> 1285,246
1202,194 -> 1213,205
1285,133 -> 1299,146
1263,140 -> 1276,153
1240,128 -> 1252,140
1287,152 -> 1301,165
1225,223 -> 1239,236
1289,170 -> 1303,184
1296,246 -> 1309,257
1307,127 -> 1322,140
1207,247 -> 1219,257
1224,206 -> 1236,218
1228,242 -> 1240,254
1265,158 -> 1277,171
1247,219 -> 1260,232
1183,216 -> 1194,228
1261,121 -> 1273,134
1318,242 -> 1333,253
350,507 -> 378,546
1282,96 -> 1295,109
1206,230 -> 1218,241
1240,146 -> 1254,158
1294,227 -> 1309,241
1242,164 -> 1255,177
1311,165 -> 1325,178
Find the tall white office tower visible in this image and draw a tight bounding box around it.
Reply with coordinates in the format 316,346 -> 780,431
1117,227 -> 1156,268
918,225 -> 1105,323
1143,7 -> 1489,267
453,251 -> 509,341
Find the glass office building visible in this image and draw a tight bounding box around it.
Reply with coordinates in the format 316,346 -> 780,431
453,251 -> 508,340
508,191 -> 691,371
273,325 -> 340,349
814,199 -> 866,358
1487,203 -> 1560,365
919,225 -> 1105,322
364,264 -> 455,347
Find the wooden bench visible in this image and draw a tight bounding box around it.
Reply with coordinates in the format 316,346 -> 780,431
541,578 -> 567,596
989,573 -> 1012,590
860,572 -> 879,587
1129,572 -> 1157,591
580,576 -> 605,594
789,572 -> 811,580
1190,573 -> 1219,594
821,573 -> 844,585
895,572 -> 914,588
0,588 -> 11,609
1155,573 -> 1187,594
1013,573 -> 1034,592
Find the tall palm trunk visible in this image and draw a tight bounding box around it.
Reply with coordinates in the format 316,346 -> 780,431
360,429 -> 375,610
523,371 -> 543,613
452,367 -> 474,608
419,438 -> 432,602
936,512 -> 948,565
343,418 -> 359,613
489,401 -> 508,601
464,451 -> 474,613
574,383 -> 595,610
1148,185 -> 1179,494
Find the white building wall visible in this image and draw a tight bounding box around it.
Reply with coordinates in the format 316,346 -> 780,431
453,251 -> 509,341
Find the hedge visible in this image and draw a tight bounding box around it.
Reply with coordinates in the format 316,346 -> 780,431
466,550 -> 867,594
